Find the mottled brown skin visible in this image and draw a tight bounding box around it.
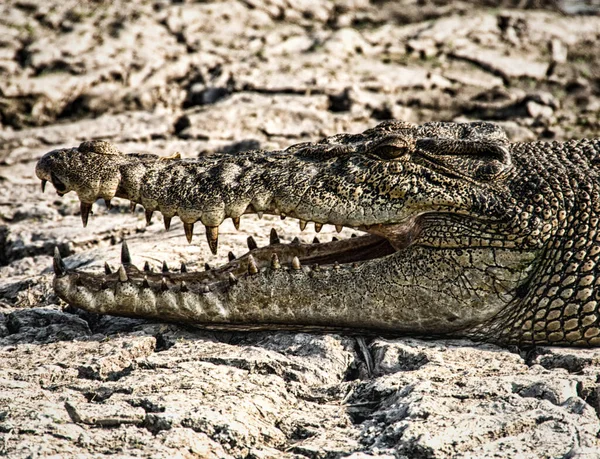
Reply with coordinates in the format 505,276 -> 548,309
36,121 -> 600,346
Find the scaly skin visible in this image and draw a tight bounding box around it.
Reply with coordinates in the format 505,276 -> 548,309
36,121 -> 600,345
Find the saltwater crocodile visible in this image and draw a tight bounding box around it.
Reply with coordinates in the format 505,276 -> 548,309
35,121 -> 600,346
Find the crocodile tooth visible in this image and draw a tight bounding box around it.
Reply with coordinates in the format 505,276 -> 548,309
204,263 -> 212,271
335,225 -> 343,233
41,180 -> 47,192
332,236 -> 339,242
228,251 -> 236,262
334,262 -> 340,270
270,253 -> 281,269
121,241 -> 132,264
228,272 -> 237,285
312,236 -> 320,244
299,220 -> 307,231
257,212 -> 264,219
143,261 -> 151,272
164,216 -> 172,231
53,247 -> 66,277
104,262 -> 112,275
180,262 -> 187,273
104,199 -> 112,210
202,285 -> 210,293
118,265 -> 128,282
269,228 -> 280,245
162,261 -> 169,273
180,281 -> 188,292
292,257 -> 301,270
145,210 -> 153,225
184,222 -> 194,243
291,236 -> 301,244
248,255 -> 258,274
205,226 -> 219,255
315,223 -> 323,233
160,277 -> 169,292
247,236 -> 258,250
80,202 -> 92,227
130,202 -> 136,213
232,217 -> 241,230
142,276 -> 150,288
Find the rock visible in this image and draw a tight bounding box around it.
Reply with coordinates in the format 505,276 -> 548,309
350,339 -> 600,457
157,428 -> 234,459
527,100 -> 554,119
64,401 -> 146,426
451,46 -> 549,80
1,308 -> 91,345
550,38 -> 568,64
77,336 -> 157,381
180,93 -> 335,141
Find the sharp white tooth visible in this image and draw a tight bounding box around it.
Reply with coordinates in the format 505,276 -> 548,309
205,226 -> 219,255
118,266 -> 128,282
247,255 -> 258,275
270,253 -> 281,269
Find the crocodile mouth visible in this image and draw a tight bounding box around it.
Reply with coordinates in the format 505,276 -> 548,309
57,212 -> 416,293
167,213 -> 421,281
229,229 -> 396,269
194,208 -> 424,277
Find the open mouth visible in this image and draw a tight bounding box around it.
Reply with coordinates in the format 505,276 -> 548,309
178,208 -> 424,278
109,210 -> 425,289
58,202 -> 423,290
201,224 -> 398,279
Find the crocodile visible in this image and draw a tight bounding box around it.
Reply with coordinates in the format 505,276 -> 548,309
35,120 -> 600,346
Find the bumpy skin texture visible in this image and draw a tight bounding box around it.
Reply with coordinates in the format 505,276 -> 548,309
36,121 -> 600,346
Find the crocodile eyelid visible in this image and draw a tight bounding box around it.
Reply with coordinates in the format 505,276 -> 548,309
370,135 -> 416,159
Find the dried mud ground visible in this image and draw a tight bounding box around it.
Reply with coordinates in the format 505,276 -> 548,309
1,1 -> 600,457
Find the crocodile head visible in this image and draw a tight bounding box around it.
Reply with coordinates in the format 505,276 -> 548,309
36,121 -> 555,341
36,121 -> 525,258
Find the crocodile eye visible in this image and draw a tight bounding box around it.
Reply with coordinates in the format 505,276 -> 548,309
374,145 -> 408,159
370,136 -> 415,160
